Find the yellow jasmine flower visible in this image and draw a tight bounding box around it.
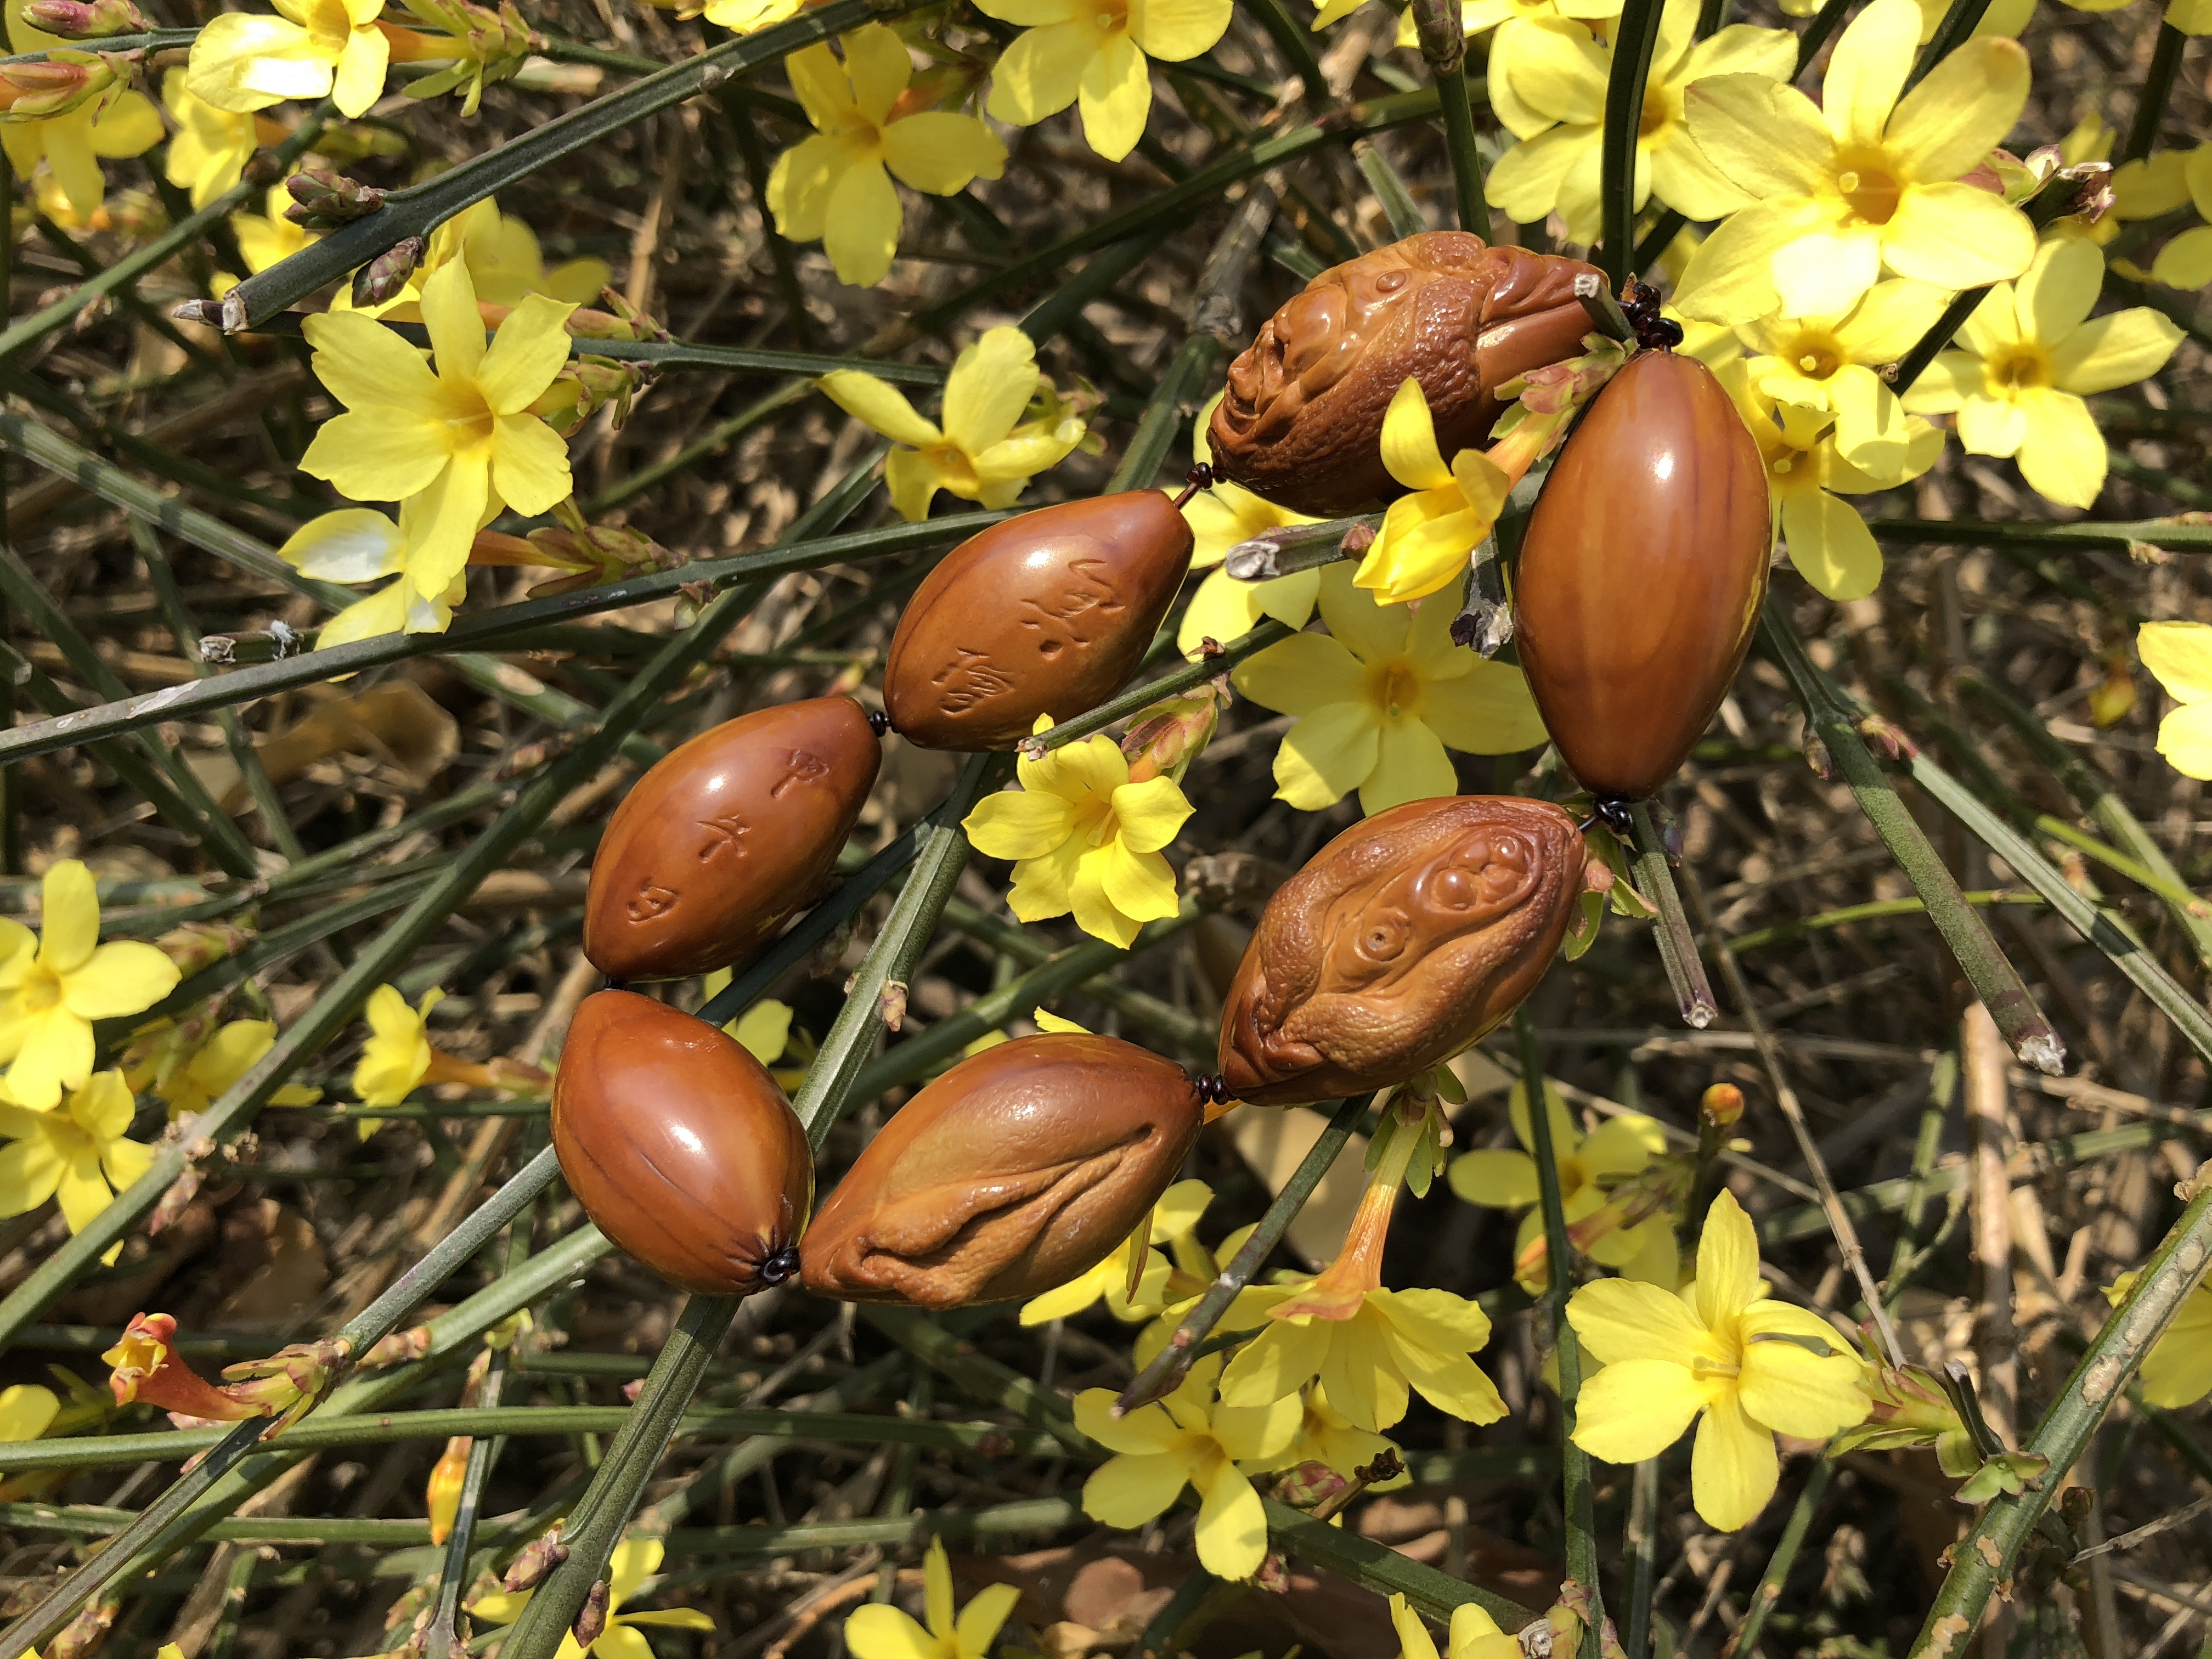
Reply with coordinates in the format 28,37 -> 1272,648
470,1534 -> 714,1658
1244,1384 -> 1404,1482
844,1536 -> 1019,1659
0,861 -> 180,1111
2136,621 -> 2212,781
1902,239 -> 2181,510
186,0 -> 391,119
1737,279 -> 1948,480
1178,394 -> 1321,659
1389,1593 -> 1524,1659
963,716 -> 1193,950
300,258 -> 577,605
278,506 -> 465,646
161,71 -> 281,208
702,0 -> 803,32
1,10 -> 161,221
977,0 -> 1229,165
232,183 -> 319,275
1020,1177 -> 1211,1325
1311,0 -> 1616,36
122,1017 -> 321,1119
353,984 -> 442,1106
1566,1191 -> 1870,1533
1449,1080 -> 1676,1291
1487,0 -> 1796,244
0,1383 -> 59,1444
2104,1270 -> 2212,1409
1074,1356 -> 1301,1580
1724,360 -> 1937,602
1217,1130 -> 1508,1434
2137,146 -> 2212,287
0,1072 -> 157,1261
819,327 -> 1090,522
1232,566 -> 1548,817
1355,378 -> 1515,606
766,24 -> 1007,289
1673,0 -> 2034,325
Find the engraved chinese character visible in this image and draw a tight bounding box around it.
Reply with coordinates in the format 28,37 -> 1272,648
628,879 -> 679,922
770,749 -> 831,799
698,811 -> 749,860
932,647 -> 1017,714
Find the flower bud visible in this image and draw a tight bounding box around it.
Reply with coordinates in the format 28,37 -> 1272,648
104,1311 -> 263,1422
48,1598 -> 115,1659
19,0 -> 146,37
572,1579 -> 611,1649
802,1033 -> 1205,1308
284,167 -> 385,228
1119,681 -> 1224,785
426,1437 -> 470,1545
526,358 -> 648,437
1219,797 -> 1588,1106
351,235 -> 425,309
1699,1083 -> 1743,1131
220,1334 -> 351,1431
0,57 -> 101,120
502,1523 -> 568,1592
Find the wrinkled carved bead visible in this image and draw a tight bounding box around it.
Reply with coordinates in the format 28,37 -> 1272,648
800,1034 -> 1203,1307
1208,232 -> 1602,517
583,696 -> 881,981
552,990 -> 811,1296
1512,349 -> 1771,803
1218,797 -> 1587,1106
883,494 -> 1195,751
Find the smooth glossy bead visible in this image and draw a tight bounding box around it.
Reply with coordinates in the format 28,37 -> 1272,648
552,990 -> 811,1296
1511,349 -> 1772,803
583,696 -> 880,981
1209,232 -> 1602,517
1218,796 -> 1587,1106
800,1033 -> 1203,1307
883,493 -> 1195,751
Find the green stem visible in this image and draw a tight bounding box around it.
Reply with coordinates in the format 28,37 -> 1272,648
488,1297 -> 742,1659
1623,1457 -> 1660,1659
1863,515 -> 2212,553
2123,24 -> 2188,164
1722,889 -> 2049,954
1908,1189 -> 2212,1656
1903,0 -> 1993,94
1628,802 -> 1718,1028
1954,669 -> 2212,968
0,509 -> 1003,766
1760,603 -> 2064,1074
0,1403 -> 1066,1473
1599,0 -> 1663,290
1032,620 -> 1292,754
1726,1460 -> 1835,1659
847,901 -> 1206,1101
1266,1496 -> 1535,1625
1108,333 -> 1220,493
1114,1097 -> 1364,1412
1516,1009 -> 1601,1657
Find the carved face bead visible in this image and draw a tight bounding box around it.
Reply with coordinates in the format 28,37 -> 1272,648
799,1033 -> 1204,1308
1208,232 -> 1604,517
1218,797 -> 1587,1106
1511,349 -> 1772,803
552,990 -> 812,1296
583,696 -> 881,981
883,493 -> 1196,751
